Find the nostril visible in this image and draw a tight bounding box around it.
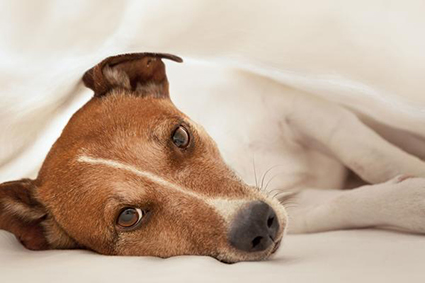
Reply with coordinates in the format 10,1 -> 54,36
251,236 -> 263,248
267,216 -> 274,228
228,201 -> 280,253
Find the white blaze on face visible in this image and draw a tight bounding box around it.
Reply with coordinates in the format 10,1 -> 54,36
206,199 -> 251,223
77,155 -> 254,224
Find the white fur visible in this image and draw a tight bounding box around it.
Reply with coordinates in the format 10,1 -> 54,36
288,176 -> 425,234
206,199 -> 250,224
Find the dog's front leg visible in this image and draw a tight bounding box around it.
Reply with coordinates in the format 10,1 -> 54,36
287,176 -> 425,234
288,93 -> 425,184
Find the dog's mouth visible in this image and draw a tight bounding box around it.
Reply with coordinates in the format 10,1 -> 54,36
218,239 -> 282,264
271,239 -> 282,254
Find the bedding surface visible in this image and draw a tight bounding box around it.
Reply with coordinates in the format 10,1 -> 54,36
1,229 -> 425,283
1,1 -> 425,282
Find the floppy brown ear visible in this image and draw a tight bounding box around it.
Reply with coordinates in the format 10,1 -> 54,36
0,179 -> 49,250
82,52 -> 183,98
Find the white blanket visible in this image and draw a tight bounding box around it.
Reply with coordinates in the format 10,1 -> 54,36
1,1 -> 425,282
1,229 -> 425,282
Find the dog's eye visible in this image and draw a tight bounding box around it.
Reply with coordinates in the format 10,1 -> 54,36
172,125 -> 190,148
117,208 -> 144,228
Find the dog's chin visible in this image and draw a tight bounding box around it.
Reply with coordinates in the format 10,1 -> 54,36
215,238 -> 283,264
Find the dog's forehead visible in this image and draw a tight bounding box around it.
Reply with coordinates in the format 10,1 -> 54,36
54,91 -> 234,199
77,92 -> 212,142
93,93 -> 182,128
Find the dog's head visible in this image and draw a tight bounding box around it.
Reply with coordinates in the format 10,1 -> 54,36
0,53 -> 287,263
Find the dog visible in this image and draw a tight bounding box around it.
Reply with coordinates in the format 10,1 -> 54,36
1,52 -> 425,263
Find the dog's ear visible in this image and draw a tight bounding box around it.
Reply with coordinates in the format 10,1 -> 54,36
82,52 -> 183,98
0,179 -> 49,250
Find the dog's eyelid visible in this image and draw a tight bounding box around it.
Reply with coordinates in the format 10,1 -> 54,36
151,116 -> 189,137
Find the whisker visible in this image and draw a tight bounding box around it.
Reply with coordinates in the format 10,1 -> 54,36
278,199 -> 299,206
277,193 -> 299,207
252,156 -> 259,188
280,203 -> 299,209
263,173 -> 282,192
272,190 -> 290,199
259,164 -> 286,191
268,187 -> 284,196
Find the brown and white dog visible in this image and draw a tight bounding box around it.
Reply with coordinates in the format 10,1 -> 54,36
0,53 -> 286,263
2,52 -> 425,263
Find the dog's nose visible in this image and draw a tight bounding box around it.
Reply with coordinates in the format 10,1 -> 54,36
228,201 -> 279,253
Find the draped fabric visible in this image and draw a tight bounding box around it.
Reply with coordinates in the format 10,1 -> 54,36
1,1 -> 425,282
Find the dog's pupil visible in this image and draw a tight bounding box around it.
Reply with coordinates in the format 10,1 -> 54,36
119,209 -> 138,226
172,126 -> 189,148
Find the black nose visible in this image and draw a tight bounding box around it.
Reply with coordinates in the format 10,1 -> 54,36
228,201 -> 279,253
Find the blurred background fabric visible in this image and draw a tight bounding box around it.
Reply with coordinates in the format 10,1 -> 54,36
1,1 -> 425,282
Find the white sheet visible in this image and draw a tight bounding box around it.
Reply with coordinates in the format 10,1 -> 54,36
1,229 -> 425,283
2,0 -> 425,179
1,1 -> 425,282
